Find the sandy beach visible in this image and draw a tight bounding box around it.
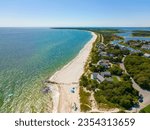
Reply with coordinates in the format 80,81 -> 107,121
48,31 -> 97,113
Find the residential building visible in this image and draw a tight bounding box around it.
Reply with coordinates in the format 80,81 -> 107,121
101,71 -> 111,78
91,73 -> 105,83
97,59 -> 110,68
141,44 -> 150,50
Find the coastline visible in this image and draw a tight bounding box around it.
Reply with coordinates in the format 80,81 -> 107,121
48,31 -> 97,113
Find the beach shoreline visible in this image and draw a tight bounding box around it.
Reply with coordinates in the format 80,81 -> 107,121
48,31 -> 97,113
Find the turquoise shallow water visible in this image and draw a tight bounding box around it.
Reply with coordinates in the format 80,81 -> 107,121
0,28 -> 92,112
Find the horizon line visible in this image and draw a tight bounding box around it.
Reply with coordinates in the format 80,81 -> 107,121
0,26 -> 150,28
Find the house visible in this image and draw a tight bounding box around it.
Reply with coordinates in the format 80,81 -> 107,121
130,49 -> 141,54
120,46 -> 128,51
141,44 -> 150,50
97,59 -> 110,68
144,53 -> 150,58
99,51 -> 108,57
107,53 -> 114,57
97,74 -> 105,83
132,43 -> 141,47
101,63 -> 110,69
91,72 -> 99,80
97,44 -> 105,49
91,73 -> 105,83
127,40 -> 141,47
97,59 -> 110,64
101,71 -> 111,78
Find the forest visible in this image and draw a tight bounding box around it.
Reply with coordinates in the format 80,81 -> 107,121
124,55 -> 150,90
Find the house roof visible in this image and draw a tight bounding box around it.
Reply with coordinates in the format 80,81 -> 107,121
142,44 -> 150,50
91,73 -> 105,83
91,72 -> 99,79
97,74 -> 105,82
101,71 -> 111,77
97,59 -> 109,65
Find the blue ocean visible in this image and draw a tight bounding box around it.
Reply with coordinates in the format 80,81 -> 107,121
0,28 -> 92,112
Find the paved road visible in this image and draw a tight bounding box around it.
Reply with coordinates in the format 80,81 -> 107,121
100,34 -> 104,43
120,57 -> 150,112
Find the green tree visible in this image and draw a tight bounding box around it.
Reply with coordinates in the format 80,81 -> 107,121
110,65 -> 123,76
122,74 -> 130,81
120,98 -> 132,109
80,75 -> 88,87
125,55 -> 150,90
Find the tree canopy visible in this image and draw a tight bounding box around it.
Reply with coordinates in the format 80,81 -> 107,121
125,55 -> 150,90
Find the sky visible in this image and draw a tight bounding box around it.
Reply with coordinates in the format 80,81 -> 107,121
0,0 -> 150,27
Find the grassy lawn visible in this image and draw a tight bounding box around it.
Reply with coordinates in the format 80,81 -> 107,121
112,76 -> 120,83
139,105 -> 150,113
